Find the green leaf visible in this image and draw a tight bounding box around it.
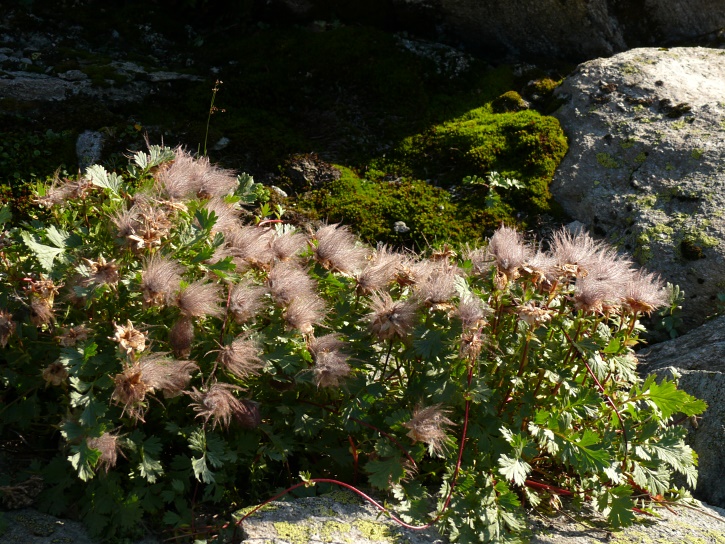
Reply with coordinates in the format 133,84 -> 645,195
647,379 -> 707,419
366,456 -> 405,490
0,203 -> 11,225
139,455 -> 164,483
21,231 -> 64,271
191,456 -> 215,484
45,225 -> 70,248
69,442 -> 101,482
413,327 -> 444,359
86,164 -> 122,194
597,485 -> 636,527
497,454 -> 531,486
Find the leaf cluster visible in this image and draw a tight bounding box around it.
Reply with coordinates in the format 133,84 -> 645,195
0,149 -> 707,542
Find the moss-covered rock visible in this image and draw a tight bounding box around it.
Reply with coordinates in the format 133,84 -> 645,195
490,90 -> 529,113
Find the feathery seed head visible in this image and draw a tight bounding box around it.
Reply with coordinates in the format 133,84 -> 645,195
86,432 -> 123,472
573,256 -> 632,314
188,383 -> 260,430
202,197 -> 242,234
155,148 -> 204,200
456,297 -> 490,331
464,245 -> 492,277
308,334 -> 350,388
176,280 -> 224,318
355,244 -> 405,296
112,364 -> 149,420
198,165 -> 239,199
521,251 -> 558,290
487,226 -> 532,283
403,405 -> 454,456
217,336 -> 264,379
414,263 -> 459,310
228,278 -> 267,324
550,229 -> 614,279
36,176 -> 93,208
268,261 -> 317,307
141,255 -> 183,308
284,294 -> 327,335
83,255 -> 120,288
367,292 -> 419,342
623,269 -> 668,315
312,224 -> 369,275
516,303 -> 554,328
139,352 -> 199,399
226,225 -> 275,270
169,317 -> 194,359
270,230 -> 309,262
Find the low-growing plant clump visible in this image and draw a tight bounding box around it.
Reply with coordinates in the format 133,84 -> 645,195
0,148 -> 706,543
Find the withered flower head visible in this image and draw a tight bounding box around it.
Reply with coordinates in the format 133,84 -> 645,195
217,336 -> 264,379
267,261 -> 317,307
36,175 -> 93,208
522,251 -> 558,290
141,255 -> 183,308
622,269 -> 668,315
112,320 -> 147,356
308,334 -> 351,388
312,224 -> 369,275
27,277 -> 60,327
86,432 -> 123,473
188,383 -> 260,430
228,278 -> 267,324
270,230 -> 309,262
284,294 -> 327,335
487,225 -> 532,283
516,303 -> 554,328
56,324 -> 93,347
403,405 -> 455,456
198,164 -> 239,199
42,361 -> 68,386
355,244 -> 405,296
176,280 -> 224,318
367,292 -> 419,342
112,363 -> 149,420
464,245 -> 492,277
82,255 -> 120,287
0,310 -> 16,348
169,317 -> 194,359
118,194 -> 175,250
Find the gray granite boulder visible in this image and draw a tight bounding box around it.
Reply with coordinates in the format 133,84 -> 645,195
638,315 -> 725,509
550,47 -> 725,331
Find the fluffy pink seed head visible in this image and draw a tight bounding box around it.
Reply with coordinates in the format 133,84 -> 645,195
312,224 -> 369,275
403,405 -> 454,456
141,255 -> 183,308
176,280 -> 224,318
487,225 -> 532,280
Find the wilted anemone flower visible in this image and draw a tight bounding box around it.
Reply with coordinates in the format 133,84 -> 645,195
175,280 -> 224,318
228,278 -> 267,324
56,324 -> 93,347
42,361 -> 68,386
522,251 -> 558,290
403,405 -> 455,456
141,255 -> 183,308
0,310 -> 17,348
516,303 -> 554,328
82,255 -> 120,288
622,269 -> 668,315
112,320 -> 147,356
86,432 -> 123,473
367,292 -> 419,342
188,383 -> 261,430
487,225 -> 532,285
114,194 -> 175,251
308,334 -> 351,388
312,224 -> 369,275
217,336 -> 264,380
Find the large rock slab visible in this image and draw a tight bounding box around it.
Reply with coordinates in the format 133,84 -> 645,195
273,0 -> 725,61
638,315 -> 725,509
550,47 -> 725,330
